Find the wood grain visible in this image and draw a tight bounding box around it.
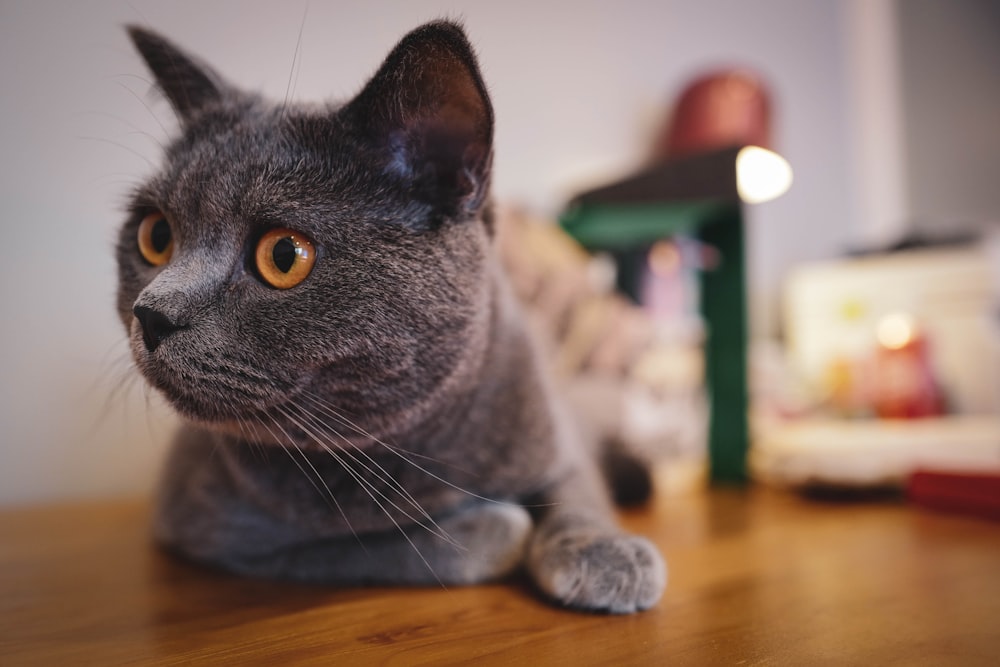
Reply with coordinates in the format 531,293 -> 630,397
2,485 -> 998,665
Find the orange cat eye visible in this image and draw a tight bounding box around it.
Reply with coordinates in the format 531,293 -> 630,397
137,212 -> 174,266
255,228 -> 316,289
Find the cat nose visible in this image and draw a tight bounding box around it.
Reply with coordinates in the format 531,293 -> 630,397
133,304 -> 184,352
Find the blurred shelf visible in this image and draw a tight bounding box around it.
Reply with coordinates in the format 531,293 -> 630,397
753,415 -> 1000,486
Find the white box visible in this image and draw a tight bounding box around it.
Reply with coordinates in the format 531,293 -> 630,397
784,245 -> 1000,415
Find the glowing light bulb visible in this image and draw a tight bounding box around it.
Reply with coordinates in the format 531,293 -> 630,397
736,146 -> 793,204
877,312 -> 915,350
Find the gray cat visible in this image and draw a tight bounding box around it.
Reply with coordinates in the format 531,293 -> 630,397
117,20 -> 665,614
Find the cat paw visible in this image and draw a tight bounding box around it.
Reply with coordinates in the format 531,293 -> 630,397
528,530 -> 666,614
444,503 -> 533,584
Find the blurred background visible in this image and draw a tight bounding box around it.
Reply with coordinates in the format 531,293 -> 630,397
1,0 -> 998,506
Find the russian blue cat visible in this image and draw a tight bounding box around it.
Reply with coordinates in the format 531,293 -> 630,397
118,20 -> 665,613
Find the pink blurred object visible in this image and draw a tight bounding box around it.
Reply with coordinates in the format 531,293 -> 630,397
872,321 -> 945,419
653,70 -> 772,160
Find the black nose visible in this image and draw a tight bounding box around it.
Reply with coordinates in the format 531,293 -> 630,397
133,304 -> 184,352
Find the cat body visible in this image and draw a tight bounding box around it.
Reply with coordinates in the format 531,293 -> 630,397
118,21 -> 665,613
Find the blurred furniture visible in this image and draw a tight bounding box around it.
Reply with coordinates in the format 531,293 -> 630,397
560,68 -> 792,484
753,415 -> 1000,487
761,244 -> 1000,488
562,147 -> 750,483
786,246 -> 1000,417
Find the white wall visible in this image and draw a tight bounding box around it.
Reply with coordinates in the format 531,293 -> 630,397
0,0 -> 857,505
897,0 -> 1000,233
842,0 -> 909,249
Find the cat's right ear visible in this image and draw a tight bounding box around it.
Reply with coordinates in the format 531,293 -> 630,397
341,21 -> 494,223
126,26 -> 225,123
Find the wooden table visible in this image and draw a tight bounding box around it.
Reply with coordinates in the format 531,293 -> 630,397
2,484 -> 998,665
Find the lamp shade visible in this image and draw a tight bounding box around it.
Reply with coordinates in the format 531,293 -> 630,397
653,70 -> 772,160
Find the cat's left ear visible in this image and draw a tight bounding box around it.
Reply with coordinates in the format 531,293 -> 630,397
343,21 -> 494,222
127,26 -> 227,123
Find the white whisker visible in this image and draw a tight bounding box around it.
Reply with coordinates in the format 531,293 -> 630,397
76,135 -> 154,168
298,390 -> 527,508
281,5 -> 309,117
340,443 -> 464,551
115,78 -> 171,138
291,402 -> 463,550
234,416 -> 266,463
257,413 -> 363,547
87,342 -> 143,440
75,109 -> 167,151
285,403 -> 462,550
299,389 -> 471,472
276,403 -> 445,586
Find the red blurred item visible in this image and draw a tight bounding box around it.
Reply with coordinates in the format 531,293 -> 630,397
872,325 -> 944,419
909,470 -> 1000,521
653,70 -> 772,160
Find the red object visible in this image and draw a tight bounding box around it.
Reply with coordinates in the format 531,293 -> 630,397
872,328 -> 944,419
653,70 -> 772,160
909,470 -> 1000,521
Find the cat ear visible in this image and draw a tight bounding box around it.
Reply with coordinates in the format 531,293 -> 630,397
126,25 -> 226,123
344,21 -> 494,221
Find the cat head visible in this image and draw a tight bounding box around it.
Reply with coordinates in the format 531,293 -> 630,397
117,21 -> 496,440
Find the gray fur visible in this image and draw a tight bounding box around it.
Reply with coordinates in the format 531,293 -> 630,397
118,20 -> 665,613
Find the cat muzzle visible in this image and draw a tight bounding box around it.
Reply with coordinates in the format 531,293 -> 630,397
133,304 -> 186,352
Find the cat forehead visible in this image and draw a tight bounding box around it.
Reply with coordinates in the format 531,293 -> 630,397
145,107 -> 377,221
168,103 -> 330,167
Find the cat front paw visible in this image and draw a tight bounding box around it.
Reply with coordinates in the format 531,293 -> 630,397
528,530 -> 666,614
448,503 -> 533,584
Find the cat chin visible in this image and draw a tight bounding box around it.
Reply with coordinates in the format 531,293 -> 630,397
159,391 -> 261,426
135,365 -> 275,425
174,403 -> 384,453
144,380 -> 355,441
131,347 -> 289,425
199,417 -> 283,445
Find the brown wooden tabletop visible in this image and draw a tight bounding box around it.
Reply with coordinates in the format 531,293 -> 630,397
2,483 -> 998,665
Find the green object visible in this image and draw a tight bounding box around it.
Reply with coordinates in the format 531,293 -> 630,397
697,204 -> 748,483
560,201 -> 730,250
559,148 -> 749,484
